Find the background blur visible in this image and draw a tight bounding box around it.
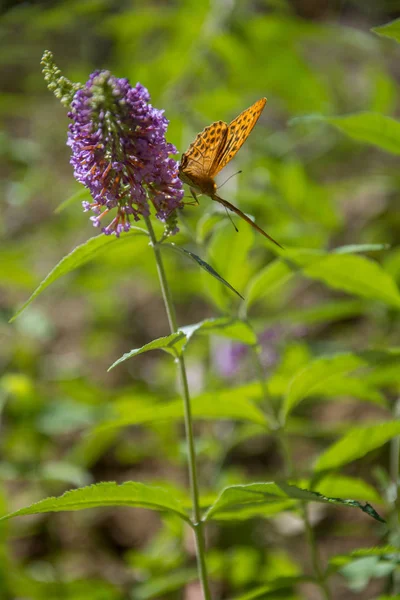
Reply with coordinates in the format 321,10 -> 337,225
2,1 -> 400,599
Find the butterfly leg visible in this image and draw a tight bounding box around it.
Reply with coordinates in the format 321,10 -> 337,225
190,188 -> 199,205
182,188 -> 200,207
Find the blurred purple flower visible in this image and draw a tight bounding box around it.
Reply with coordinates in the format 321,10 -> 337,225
214,341 -> 249,378
67,71 -> 184,235
214,324 -> 309,378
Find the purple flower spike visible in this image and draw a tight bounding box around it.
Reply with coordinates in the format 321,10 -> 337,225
67,71 -> 184,235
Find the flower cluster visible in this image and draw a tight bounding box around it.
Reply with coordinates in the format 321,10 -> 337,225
66,70 -> 184,235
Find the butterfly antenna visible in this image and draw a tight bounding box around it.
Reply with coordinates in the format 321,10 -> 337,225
224,205 -> 239,232
217,170 -> 242,190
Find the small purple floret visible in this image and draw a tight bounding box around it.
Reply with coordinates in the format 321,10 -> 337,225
67,71 -> 184,235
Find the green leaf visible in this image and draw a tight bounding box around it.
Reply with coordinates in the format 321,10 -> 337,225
54,187 -> 91,214
302,254 -> 400,309
195,212 -> 223,244
180,317 -> 257,345
95,392 -> 268,431
329,546 -> 399,569
135,569 -> 198,600
314,421 -> 400,472
372,19 -> 400,43
203,482 -> 384,523
0,481 -> 189,522
10,230 -> 148,322
311,375 -> 386,406
275,299 -> 366,327
245,259 -> 293,310
231,578 -> 305,600
108,332 -> 186,370
109,319 -> 257,371
282,353 -> 366,421
293,113 -> 400,155
206,222 -> 255,304
163,243 -> 244,300
315,475 -> 383,504
333,244 -> 390,255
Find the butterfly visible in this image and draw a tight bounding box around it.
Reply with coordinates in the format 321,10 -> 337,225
179,98 -> 282,248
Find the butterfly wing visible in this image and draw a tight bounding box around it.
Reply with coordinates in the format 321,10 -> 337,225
180,120 -> 228,187
209,98 -> 267,177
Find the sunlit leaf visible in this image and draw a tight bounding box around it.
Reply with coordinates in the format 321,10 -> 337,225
274,299 -> 366,326
0,482 -> 189,523
292,113 -> 400,155
333,244 -> 390,255
311,375 -> 386,406
135,569 -> 198,600
314,474 -> 383,504
181,317 -> 257,345
206,222 -> 254,308
372,19 -> 400,43
10,230 -> 149,322
54,187 -> 91,214
163,242 -> 244,300
231,577 -> 305,600
329,546 -> 399,569
245,259 -> 293,310
204,482 -> 384,522
108,332 -> 186,370
302,254 -> 400,309
95,392 -> 268,431
282,353 -> 366,420
314,421 -> 400,472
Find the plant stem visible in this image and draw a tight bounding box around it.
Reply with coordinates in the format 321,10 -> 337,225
144,216 -> 211,600
389,398 -> 400,594
250,342 -> 294,477
247,326 -> 329,598
302,503 -> 332,600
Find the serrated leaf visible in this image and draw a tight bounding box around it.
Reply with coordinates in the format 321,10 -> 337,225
95,392 -> 268,431
314,421 -> 400,472
292,113 -> 400,155
0,481 -> 189,522
282,353 -> 366,421
303,254 -> 400,309
333,244 -> 390,254
180,317 -> 257,345
372,19 -> 400,43
231,577 -> 305,600
315,475 -> 383,504
109,319 -> 257,371
203,482 -> 384,523
10,230 -> 148,322
245,259 -> 293,310
329,545 -> 399,569
163,243 -> 244,299
201,500 -> 294,522
108,332 -> 186,370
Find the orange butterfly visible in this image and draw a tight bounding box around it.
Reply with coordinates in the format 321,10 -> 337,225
179,98 -> 282,248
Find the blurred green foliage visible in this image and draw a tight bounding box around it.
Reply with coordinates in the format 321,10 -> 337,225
2,1 -> 400,599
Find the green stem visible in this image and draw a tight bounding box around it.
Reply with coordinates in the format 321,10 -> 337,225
247,323 -> 328,596
144,216 -> 211,600
249,342 -> 294,477
302,503 -> 332,600
389,398 -> 400,594
251,343 -> 278,426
